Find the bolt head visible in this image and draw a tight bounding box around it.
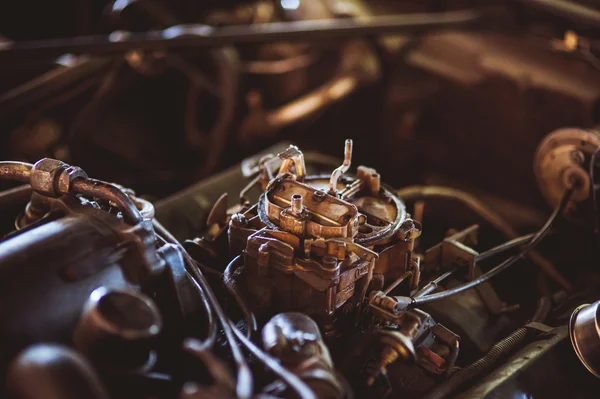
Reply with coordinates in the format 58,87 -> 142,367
31,158 -> 67,197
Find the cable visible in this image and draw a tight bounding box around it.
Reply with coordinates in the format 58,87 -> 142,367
412,188 -> 572,306
224,255 -> 257,338
187,272 -> 218,350
396,185 -> 572,291
152,219 -> 253,399
154,233 -> 217,349
475,232 -> 537,262
422,296 -> 552,399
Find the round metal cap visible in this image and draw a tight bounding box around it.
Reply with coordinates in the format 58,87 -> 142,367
569,301 -> 600,378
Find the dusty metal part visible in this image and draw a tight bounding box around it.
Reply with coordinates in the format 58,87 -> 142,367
5,157 -> 144,226
534,127 -> 600,226
329,139 -> 353,196
366,309 -> 459,386
215,140 -> 476,394
277,145 -> 307,183
262,312 -> 346,398
570,301 -> 600,378
228,141 -> 417,326
423,225 -> 479,279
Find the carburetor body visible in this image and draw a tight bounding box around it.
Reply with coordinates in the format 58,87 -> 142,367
227,140 -> 422,328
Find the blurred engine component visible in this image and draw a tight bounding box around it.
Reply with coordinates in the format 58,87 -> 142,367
570,300 -> 600,378
534,127 -> 600,229
1,131 -> 600,398
3,1 -> 600,398
261,312 -> 345,398
0,158 -> 208,398
224,140 -> 420,331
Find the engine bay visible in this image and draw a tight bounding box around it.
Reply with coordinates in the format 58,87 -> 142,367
2,1 -> 600,398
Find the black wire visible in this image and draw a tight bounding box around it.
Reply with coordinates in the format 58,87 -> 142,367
154,233 -> 217,349
224,255 -> 258,338
412,188 -> 573,306
152,220 -> 254,399
475,232 -> 537,262
154,221 -> 317,399
187,272 -> 218,349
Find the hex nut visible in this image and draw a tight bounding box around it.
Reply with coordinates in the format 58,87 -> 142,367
30,158 -> 67,197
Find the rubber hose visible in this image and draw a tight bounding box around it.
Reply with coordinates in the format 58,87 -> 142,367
423,297 -> 551,399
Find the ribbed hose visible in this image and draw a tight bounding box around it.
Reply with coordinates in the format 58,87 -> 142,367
423,297 -> 551,399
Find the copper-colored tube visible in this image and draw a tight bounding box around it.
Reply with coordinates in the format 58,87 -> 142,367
0,161 -> 33,183
72,178 -> 143,225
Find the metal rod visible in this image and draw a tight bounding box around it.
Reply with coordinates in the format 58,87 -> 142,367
329,139 -> 353,195
383,271 -> 413,295
518,0 -> 600,26
413,270 -> 456,298
0,9 -> 488,63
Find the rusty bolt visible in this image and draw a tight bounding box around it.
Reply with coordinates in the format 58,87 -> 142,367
313,190 -> 327,202
397,219 -> 421,241
230,213 -> 248,227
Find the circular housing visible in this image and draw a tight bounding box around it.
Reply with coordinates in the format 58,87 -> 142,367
73,287 -> 162,370
534,128 -> 600,223
569,302 -> 600,378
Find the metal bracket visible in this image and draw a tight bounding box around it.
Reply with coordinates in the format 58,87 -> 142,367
424,225 -> 479,279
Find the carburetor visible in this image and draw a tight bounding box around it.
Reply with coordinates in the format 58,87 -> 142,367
184,139 -> 468,393
227,140 -> 423,329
